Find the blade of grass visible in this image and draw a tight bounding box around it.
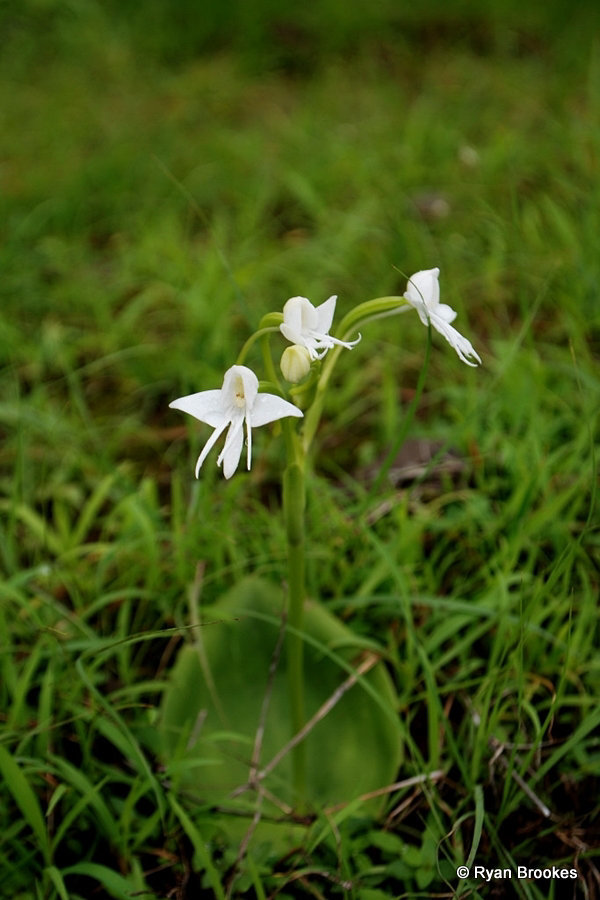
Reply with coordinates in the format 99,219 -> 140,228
0,744 -> 51,866
168,794 -> 226,900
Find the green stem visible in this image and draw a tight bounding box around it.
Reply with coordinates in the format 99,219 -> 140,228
260,333 -> 283,393
276,295 -> 410,804
236,326 -> 280,365
301,296 -> 409,454
336,295 -> 406,337
282,418 -> 306,807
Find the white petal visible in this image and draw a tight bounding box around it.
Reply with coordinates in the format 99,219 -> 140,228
194,420 -> 229,477
281,326 -> 321,359
430,314 -> 482,367
404,268 -> 440,310
245,416 -> 252,470
239,366 -> 259,409
311,344 -> 329,360
281,297 -> 304,333
251,393 -> 303,427
315,295 -> 337,335
408,299 -> 430,328
169,390 -> 225,427
313,331 -> 361,352
302,336 -> 322,359
221,365 -> 258,411
218,419 -> 245,478
282,297 -> 317,334
435,303 -> 457,324
280,322 -> 306,346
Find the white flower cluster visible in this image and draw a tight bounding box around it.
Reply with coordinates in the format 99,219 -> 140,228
170,268 -> 480,478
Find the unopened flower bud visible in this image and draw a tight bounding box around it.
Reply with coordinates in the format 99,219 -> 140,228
280,345 -> 311,383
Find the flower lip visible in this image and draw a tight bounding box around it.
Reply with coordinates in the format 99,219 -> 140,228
170,364 -> 303,479
404,267 -> 481,367
280,294 -> 360,360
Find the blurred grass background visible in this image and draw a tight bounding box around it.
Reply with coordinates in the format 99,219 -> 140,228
1,0 -> 599,897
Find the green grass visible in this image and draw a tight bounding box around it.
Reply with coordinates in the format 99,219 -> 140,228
1,2 -> 599,897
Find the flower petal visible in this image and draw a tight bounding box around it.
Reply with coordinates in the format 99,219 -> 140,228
430,314 -> 482,367
245,415 -> 252,470
280,322 -> 305,347
435,303 -> 457,324
316,332 -> 361,352
404,268 -> 440,310
281,297 -> 303,333
251,393 -> 303,427
194,420 -> 229,477
221,365 -> 258,411
406,298 -> 430,328
315,295 -> 337,335
282,297 -> 317,333
218,418 -> 245,478
169,390 -> 225,427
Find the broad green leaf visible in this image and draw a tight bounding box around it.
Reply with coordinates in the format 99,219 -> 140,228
160,578 -> 402,842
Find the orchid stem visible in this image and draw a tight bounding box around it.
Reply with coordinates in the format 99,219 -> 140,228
236,326 -> 280,365
282,418 -> 306,808
301,297 -> 408,455
277,296 -> 411,807
260,333 -> 283,393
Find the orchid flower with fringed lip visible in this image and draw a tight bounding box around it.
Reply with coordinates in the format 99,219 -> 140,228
170,365 -> 303,479
404,268 -> 481,367
280,294 -> 361,360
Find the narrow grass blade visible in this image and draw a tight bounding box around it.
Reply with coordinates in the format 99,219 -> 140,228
44,865 -> 69,900
169,794 -> 226,900
0,744 -> 51,865
465,784 -> 484,870
61,862 -> 135,900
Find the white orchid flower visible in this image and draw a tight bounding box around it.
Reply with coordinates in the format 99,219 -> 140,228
170,365 -> 303,479
280,295 -> 360,361
404,268 -> 481,367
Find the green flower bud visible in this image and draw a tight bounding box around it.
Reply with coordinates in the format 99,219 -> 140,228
280,345 -> 312,383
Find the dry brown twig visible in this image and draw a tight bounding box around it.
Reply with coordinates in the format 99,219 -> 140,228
258,651 -> 380,783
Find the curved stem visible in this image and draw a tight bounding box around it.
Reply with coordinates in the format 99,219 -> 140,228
260,333 -> 283,393
276,295 -> 412,805
236,326 -> 280,366
301,297 -> 409,455
336,295 -> 406,336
